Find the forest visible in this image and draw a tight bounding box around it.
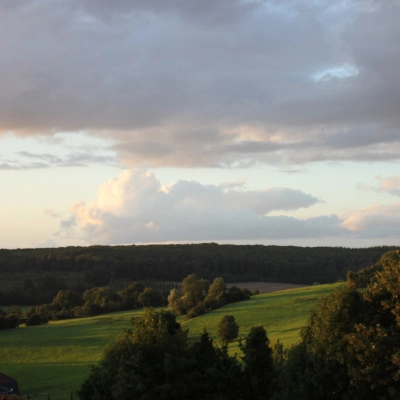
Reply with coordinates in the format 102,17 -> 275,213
0,244 -> 398,305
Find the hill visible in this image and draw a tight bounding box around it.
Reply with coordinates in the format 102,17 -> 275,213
0,282 -> 337,399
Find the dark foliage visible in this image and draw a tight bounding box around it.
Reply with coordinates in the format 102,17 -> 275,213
277,250 -> 400,400
78,309 -> 249,400
217,315 -> 239,344
0,244 -> 397,305
25,313 -> 45,326
241,326 -> 274,400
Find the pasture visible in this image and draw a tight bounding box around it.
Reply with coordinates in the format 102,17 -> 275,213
0,282 -> 339,399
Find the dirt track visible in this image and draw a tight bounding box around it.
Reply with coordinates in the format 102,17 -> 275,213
228,282 -> 307,294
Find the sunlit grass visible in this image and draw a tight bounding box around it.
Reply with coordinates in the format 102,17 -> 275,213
183,283 -> 339,354
0,310 -> 141,399
0,283 -> 339,399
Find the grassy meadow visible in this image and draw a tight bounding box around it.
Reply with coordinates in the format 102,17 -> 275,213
0,282 -> 339,399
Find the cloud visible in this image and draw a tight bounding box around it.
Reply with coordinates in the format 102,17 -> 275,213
0,149 -> 116,170
311,65 -> 359,82
358,176 -> 400,197
45,209 -> 61,218
0,0 -> 400,168
377,176 -> 400,197
226,188 -> 319,215
0,162 -> 49,170
341,203 -> 400,237
30,238 -> 58,249
59,169 -> 342,244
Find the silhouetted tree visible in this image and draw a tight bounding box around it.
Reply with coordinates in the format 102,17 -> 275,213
217,315 -> 239,344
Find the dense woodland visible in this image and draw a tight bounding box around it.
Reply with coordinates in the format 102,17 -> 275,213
0,244 -> 398,305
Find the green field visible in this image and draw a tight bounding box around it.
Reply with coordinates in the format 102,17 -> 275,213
0,283 -> 339,399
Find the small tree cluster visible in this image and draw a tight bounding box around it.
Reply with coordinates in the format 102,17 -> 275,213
21,283 -> 166,326
0,306 -> 21,330
168,274 -> 252,319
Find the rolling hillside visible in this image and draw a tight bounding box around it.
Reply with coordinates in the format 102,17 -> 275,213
0,282 -> 338,399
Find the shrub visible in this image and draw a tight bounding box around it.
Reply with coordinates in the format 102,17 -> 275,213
25,313 -> 43,326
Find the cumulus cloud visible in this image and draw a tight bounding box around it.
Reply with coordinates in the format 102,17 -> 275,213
59,169 -> 344,244
0,0 -> 400,168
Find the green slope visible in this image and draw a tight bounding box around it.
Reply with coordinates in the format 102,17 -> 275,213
0,283 -> 339,399
0,311 -> 140,399
183,283 -> 339,353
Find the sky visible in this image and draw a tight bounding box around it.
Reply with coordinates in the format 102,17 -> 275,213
1,0 -> 400,249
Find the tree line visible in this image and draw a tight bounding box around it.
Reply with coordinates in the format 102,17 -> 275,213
1,244 -> 398,305
0,275 -> 253,328
78,249 -> 400,399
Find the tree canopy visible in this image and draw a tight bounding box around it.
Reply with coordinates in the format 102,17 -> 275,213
277,250 -> 400,400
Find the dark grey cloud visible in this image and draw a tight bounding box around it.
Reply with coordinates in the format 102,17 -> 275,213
1,0 -> 400,167
0,150 -> 115,170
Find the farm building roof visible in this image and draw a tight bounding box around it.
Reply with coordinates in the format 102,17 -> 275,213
0,372 -> 20,394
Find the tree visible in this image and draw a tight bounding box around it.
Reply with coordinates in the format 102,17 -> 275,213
51,289 -> 83,311
206,277 -> 226,302
217,315 -> 239,344
181,273 -> 209,310
119,282 -> 145,309
277,251 -> 400,400
204,277 -> 226,309
225,286 -> 251,303
81,287 -> 121,315
240,326 -> 274,400
78,309 -> 188,400
26,313 -> 44,326
293,284 -> 367,400
137,287 -> 163,308
167,288 -> 187,314
345,250 -> 400,398
168,274 -> 210,316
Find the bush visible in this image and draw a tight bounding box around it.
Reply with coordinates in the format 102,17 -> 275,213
186,303 -> 206,319
25,313 -> 44,326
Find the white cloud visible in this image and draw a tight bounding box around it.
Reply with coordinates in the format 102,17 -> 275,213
311,65 -> 359,82
378,176 -> 400,197
341,203 -> 400,237
59,169 -> 342,244
358,176 -> 400,197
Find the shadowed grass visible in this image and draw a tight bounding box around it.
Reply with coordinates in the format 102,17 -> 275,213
0,283 -> 339,399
